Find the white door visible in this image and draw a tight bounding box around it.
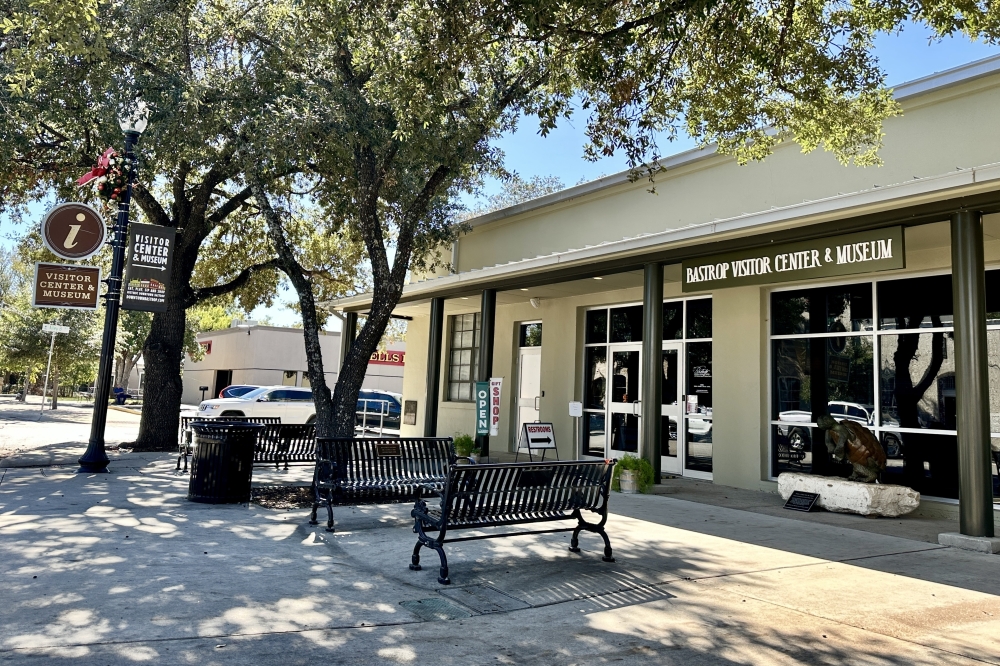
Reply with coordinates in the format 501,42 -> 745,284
661,343 -> 683,474
516,347 -> 542,446
607,345 -> 641,459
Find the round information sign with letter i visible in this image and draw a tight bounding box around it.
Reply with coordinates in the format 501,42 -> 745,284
40,203 -> 107,261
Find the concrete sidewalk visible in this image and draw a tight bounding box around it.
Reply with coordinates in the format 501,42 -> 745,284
2,453 -> 999,664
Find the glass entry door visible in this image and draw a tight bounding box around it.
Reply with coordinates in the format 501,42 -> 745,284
661,343 -> 683,474
608,346 -> 640,458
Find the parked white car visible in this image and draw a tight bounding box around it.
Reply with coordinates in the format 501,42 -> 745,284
197,386 -> 315,424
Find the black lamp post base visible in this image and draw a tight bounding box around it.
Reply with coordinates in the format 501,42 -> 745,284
78,439 -> 111,473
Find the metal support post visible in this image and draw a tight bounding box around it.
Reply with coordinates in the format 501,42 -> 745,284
641,263 -> 663,483
424,297 -> 444,437
476,289 -> 497,460
79,130 -> 140,473
39,331 -> 56,414
951,210 -> 995,537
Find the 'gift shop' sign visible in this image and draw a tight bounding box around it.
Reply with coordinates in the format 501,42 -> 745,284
682,226 -> 904,292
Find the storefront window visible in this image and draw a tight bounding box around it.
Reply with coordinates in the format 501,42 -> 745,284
585,309 -> 607,344
584,347 -> 607,410
663,302 -> 683,340
519,322 -> 542,347
446,313 -> 479,402
770,274 -> 978,500
610,305 -> 643,343
686,298 -> 712,339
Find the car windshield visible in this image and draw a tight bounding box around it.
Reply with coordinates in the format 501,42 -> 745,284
239,387 -> 270,400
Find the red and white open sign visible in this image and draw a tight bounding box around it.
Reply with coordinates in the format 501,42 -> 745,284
518,422 -> 556,450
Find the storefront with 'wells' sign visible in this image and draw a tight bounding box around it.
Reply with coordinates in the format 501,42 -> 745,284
329,58 -> 1000,533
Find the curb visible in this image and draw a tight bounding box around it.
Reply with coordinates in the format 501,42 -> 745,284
108,405 -> 142,416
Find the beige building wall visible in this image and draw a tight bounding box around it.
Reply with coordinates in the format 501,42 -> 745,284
401,216 -> 1000,493
448,73 -> 1000,278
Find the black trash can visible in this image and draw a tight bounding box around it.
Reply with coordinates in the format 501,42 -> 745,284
187,421 -> 264,504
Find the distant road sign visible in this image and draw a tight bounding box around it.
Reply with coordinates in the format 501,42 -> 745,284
32,263 -> 101,310
41,203 -> 106,261
42,324 -> 70,334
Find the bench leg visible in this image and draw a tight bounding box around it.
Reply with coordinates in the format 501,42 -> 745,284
409,541 -> 422,571
569,525 -> 615,563
430,541 -> 450,585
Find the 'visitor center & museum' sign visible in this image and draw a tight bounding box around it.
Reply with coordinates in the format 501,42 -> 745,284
682,227 -> 905,292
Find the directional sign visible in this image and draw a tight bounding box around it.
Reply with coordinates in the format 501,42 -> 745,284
122,222 -> 175,312
32,263 -> 101,310
42,323 -> 70,334
518,422 -> 557,450
40,203 -> 106,261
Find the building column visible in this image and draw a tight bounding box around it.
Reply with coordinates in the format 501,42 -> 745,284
424,298 -> 445,437
476,289 -> 497,459
951,211 -> 995,538
641,262 -> 663,483
338,311 -> 358,373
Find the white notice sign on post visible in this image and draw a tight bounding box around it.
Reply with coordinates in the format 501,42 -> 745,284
42,324 -> 70,334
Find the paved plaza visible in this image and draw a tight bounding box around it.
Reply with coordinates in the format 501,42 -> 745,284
1,403 -> 1000,664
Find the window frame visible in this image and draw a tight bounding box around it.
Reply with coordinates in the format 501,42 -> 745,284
445,312 -> 481,403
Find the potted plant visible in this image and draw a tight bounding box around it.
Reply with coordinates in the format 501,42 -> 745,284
612,454 -> 655,494
453,434 -> 480,463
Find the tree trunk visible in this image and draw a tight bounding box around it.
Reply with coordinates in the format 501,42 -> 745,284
254,182 -> 337,437
133,295 -> 188,450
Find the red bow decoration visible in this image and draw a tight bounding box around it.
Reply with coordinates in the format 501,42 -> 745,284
76,147 -> 116,186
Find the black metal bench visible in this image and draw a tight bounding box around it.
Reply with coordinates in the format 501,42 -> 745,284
310,437 -> 455,533
256,423 -> 316,470
410,459 -> 616,585
177,416 -> 282,471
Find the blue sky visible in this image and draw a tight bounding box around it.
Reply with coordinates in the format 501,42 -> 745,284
5,24 -> 999,327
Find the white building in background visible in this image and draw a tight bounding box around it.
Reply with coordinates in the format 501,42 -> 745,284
180,322 -> 405,405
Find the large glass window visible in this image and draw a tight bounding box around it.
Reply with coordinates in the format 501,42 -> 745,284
769,273 -> 979,500
446,313 -> 479,402
582,298 -> 712,473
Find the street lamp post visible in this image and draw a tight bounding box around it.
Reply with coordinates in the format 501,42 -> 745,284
78,108 -> 148,473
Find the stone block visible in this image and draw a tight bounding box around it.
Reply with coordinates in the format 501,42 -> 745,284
777,472 -> 920,517
938,532 -> 1000,554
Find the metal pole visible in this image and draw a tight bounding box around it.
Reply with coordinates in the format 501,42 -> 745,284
79,130 -> 140,473
40,331 -> 56,414
476,289 -> 496,460
951,210 -> 994,537
641,262 -> 663,483
424,297 -> 444,437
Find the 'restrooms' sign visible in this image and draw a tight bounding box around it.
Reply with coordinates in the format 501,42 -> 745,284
681,226 -> 905,292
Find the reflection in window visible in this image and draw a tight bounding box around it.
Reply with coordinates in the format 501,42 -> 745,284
773,339 -> 811,420
610,413 -> 639,452
686,298 -> 712,339
662,349 -> 678,405
771,284 -> 872,335
585,309 -> 607,344
685,418 -> 712,471
662,416 -> 678,457
772,424 -> 812,474
611,350 -> 640,404
879,332 -> 956,430
584,347 -> 607,410
686,342 -> 712,411
584,413 -> 606,457
878,275 -> 953,329
519,323 -> 542,347
663,302 -> 683,340
610,305 -> 643,343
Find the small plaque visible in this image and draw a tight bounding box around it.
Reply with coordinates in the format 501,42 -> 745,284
783,490 -> 820,512
376,443 -> 402,457
403,400 -> 417,426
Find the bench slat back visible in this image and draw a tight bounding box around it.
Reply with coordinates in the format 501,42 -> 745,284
255,424 -> 315,462
316,437 -> 454,485
444,460 -> 613,522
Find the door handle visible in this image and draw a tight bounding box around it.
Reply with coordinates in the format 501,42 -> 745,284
534,396 -> 540,411
632,400 -> 640,416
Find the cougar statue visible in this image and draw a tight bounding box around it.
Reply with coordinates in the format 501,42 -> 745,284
817,414 -> 887,483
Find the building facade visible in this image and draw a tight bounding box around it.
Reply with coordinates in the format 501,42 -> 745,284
180,323 -> 405,405
334,57 -> 1000,526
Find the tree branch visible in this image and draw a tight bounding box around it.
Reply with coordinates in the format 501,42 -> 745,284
132,184 -> 172,227
187,258 -> 279,305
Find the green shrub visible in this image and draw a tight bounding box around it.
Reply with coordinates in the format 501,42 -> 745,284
453,434 -> 478,457
611,454 -> 655,493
